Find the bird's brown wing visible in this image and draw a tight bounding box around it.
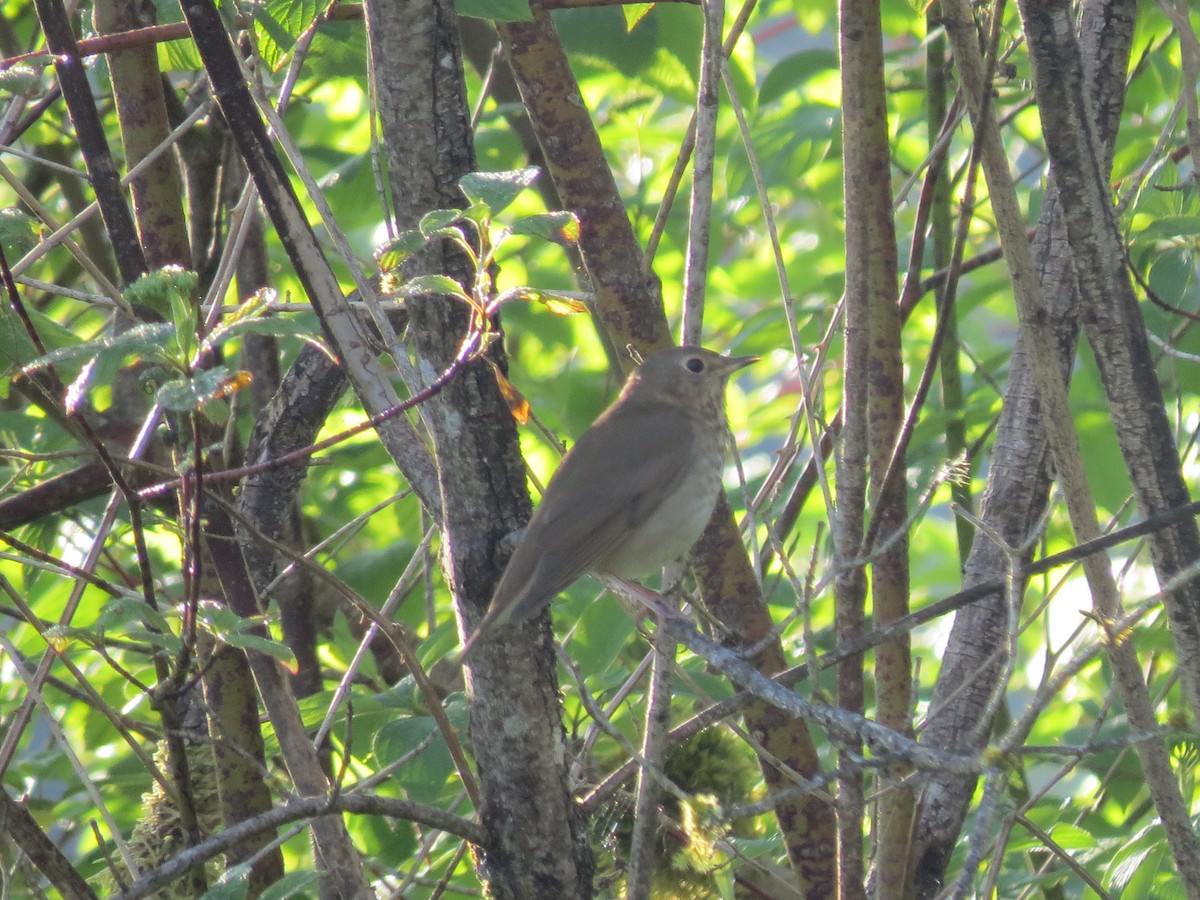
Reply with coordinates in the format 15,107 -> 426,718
491,400 -> 700,622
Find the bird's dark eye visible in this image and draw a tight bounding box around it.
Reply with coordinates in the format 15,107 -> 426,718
686,357 -> 705,373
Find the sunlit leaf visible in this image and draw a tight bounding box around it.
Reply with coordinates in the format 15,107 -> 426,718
458,168 -> 539,215
419,208 -> 464,236
621,3 -> 654,30
759,49 -> 839,107
156,366 -> 236,412
460,201 -> 492,228
254,0 -> 321,71
20,323 -> 175,375
524,289 -> 590,315
493,367 -> 530,424
64,358 -> 96,417
396,274 -> 472,303
220,632 -> 299,673
505,211 -> 581,245
204,315 -> 312,352
214,370 -> 254,399
122,266 -> 199,322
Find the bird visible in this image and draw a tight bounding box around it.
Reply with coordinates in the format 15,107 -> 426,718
460,345 -> 758,659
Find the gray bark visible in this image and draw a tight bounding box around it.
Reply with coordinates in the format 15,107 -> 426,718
364,0 -> 595,895
913,0 -> 1138,893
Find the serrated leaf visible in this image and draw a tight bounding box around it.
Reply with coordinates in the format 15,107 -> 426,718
458,168 -> 539,215
505,211 -> 581,245
375,229 -> 430,271
419,208 -> 464,236
221,632 -> 298,672
493,368 -> 530,424
156,366 -> 235,412
254,0 -> 321,71
396,274 -> 472,303
204,309 -> 312,355
227,287 -> 276,325
456,0 -> 533,20
123,267 -> 199,321
20,323 -> 175,376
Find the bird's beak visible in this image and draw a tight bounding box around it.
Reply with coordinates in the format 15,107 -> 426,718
728,355 -> 759,372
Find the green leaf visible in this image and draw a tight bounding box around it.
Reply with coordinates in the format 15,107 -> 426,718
375,229 -> 431,272
458,168 -> 540,216
196,601 -> 263,635
156,366 -> 237,412
506,288 -> 590,315
418,208 -> 465,237
460,201 -> 492,228
92,594 -> 173,638
209,318 -> 313,343
258,871 -> 321,900
1043,822 -> 1099,851
220,632 -> 299,671
20,323 -> 175,376
373,709 -> 462,802
725,103 -> 838,199
304,19 -> 368,81
455,0 -> 533,21
148,0 -> 201,70
759,49 -> 839,107
505,211 -> 581,245
169,286 -> 197,364
0,207 -> 42,259
1138,215 -> 1200,241
0,303 -> 77,373
122,267 -> 199,321
621,2 -> 655,30
396,274 -> 472,303
254,0 -> 321,71
197,863 -> 249,900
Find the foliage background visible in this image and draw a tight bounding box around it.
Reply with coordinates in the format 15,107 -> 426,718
1,0 -> 1199,896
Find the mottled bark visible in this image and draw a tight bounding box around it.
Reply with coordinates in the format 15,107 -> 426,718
93,0 -> 189,268
913,0 -> 1143,894
366,0 -> 595,894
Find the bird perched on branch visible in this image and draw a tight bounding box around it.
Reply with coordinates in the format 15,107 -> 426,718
461,345 -> 757,659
